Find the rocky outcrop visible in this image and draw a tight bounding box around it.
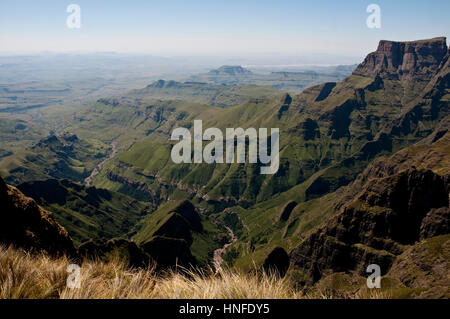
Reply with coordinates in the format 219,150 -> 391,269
386,234 -> 450,298
106,170 -> 157,202
17,179 -> 150,246
0,176 -> 77,257
290,168 -> 449,284
420,207 -> 450,240
356,127 -> 450,182
302,235 -> 450,298
353,169 -> 448,244
291,121 -> 450,287
353,37 -> 448,81
106,171 -> 149,192
33,133 -> 80,153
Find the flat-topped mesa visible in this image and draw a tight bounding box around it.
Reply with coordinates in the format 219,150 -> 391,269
208,65 -> 252,75
353,37 -> 448,80
146,80 -> 208,89
146,79 -> 179,88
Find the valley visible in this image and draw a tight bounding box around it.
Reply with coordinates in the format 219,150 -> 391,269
84,142 -> 118,186
0,37 -> 449,299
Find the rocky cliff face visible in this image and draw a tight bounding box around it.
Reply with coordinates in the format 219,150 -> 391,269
2,174 -> 205,269
0,176 -> 77,257
386,234 -> 450,298
353,37 -> 448,81
290,168 -> 449,284
288,121 -> 450,288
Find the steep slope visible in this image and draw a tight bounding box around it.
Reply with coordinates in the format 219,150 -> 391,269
354,37 -> 447,83
133,200 -> 224,267
1,132 -> 109,186
285,122 -> 450,296
385,234 -> 449,298
17,179 -> 151,246
0,176 -> 76,257
95,38 -> 449,214
289,168 -> 448,283
122,79 -> 280,108
3,37 -> 446,277
220,38 -> 449,269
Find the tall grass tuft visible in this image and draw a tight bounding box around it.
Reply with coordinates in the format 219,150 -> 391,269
0,245 -> 392,299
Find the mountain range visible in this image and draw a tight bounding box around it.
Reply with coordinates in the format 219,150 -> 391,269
188,64 -> 356,92
0,37 -> 448,298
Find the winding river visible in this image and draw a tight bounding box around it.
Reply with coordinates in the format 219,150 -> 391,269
84,142 -> 118,186
213,226 -> 237,271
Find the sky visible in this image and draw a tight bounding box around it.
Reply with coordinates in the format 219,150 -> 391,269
0,0 -> 449,60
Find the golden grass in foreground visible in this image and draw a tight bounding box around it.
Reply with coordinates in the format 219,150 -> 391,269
0,246 -> 390,299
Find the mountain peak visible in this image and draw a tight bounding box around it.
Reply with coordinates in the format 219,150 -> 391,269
146,79 -> 179,88
353,37 -> 448,80
208,65 -> 252,75
377,36 -> 446,49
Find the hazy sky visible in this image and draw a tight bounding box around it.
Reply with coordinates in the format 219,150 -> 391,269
0,0 -> 449,58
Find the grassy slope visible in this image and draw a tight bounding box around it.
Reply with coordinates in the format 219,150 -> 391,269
73,65 -> 447,269
1,46 -> 447,271
96,71 -> 444,207
128,80 -> 281,108
0,133 -> 109,186
132,200 -> 223,266
17,179 -> 151,246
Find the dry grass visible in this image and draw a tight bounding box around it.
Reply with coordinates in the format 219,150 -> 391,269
0,245 -> 393,299
0,245 -> 300,299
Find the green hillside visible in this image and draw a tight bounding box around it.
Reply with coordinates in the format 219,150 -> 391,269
1,37 -> 448,273
133,200 -> 224,266
87,37 -> 449,270
17,179 -> 152,246
0,132 -> 109,186
126,80 -> 281,108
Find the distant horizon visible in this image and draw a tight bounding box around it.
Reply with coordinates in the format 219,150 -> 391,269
0,51 -> 364,67
1,34 -> 447,68
1,0 -> 449,59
